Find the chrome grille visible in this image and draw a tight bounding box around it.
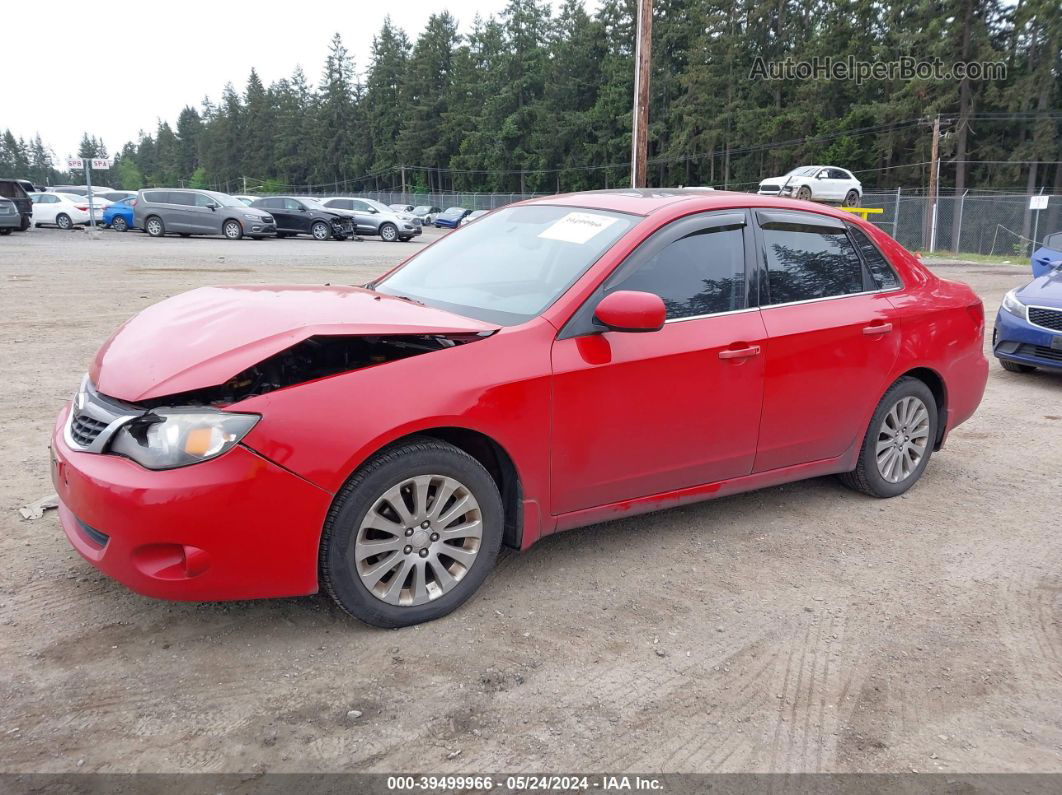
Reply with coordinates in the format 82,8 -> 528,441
1028,306 -> 1062,332
69,413 -> 108,446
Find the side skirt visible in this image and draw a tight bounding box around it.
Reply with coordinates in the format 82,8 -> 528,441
550,454 -> 851,536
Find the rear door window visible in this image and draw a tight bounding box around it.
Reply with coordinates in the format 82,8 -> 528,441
757,211 -> 866,304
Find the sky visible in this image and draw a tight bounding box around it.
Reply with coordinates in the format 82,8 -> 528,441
5,0 -> 580,164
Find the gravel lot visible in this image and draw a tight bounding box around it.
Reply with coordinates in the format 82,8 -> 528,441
0,227 -> 1059,774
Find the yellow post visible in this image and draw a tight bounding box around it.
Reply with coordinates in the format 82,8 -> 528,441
841,206 -> 884,222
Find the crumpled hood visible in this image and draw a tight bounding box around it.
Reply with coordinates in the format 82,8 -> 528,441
90,285 -> 497,402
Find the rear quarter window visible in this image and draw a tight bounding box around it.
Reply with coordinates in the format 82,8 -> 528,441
848,226 -> 901,289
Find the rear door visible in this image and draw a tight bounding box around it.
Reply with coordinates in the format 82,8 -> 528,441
550,211 -> 767,514
260,198 -> 293,233
752,209 -> 901,471
32,194 -> 59,224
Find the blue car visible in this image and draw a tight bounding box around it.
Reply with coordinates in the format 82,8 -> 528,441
434,206 -> 471,228
103,196 -> 136,232
993,230 -> 1062,373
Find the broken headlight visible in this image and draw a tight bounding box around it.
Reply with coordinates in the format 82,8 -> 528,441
109,410 -> 259,470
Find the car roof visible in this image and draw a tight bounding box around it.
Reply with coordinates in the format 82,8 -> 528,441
517,187 -> 866,221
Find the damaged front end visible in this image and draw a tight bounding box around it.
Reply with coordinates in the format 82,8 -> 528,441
136,333 -> 488,408
66,332 -> 489,468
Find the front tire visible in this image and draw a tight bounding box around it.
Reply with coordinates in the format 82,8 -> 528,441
223,219 -> 243,240
56,213 -> 73,230
838,377 -> 937,498
321,439 -> 504,628
795,186 -> 812,201
844,189 -> 860,206
145,216 -> 165,237
1000,359 -> 1035,373
111,216 -> 128,232
311,221 -> 330,241
379,222 -> 398,242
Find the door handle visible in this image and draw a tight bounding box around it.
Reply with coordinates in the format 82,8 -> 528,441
862,322 -> 893,335
718,344 -> 761,360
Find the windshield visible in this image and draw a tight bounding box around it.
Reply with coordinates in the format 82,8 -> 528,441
412,206 -> 430,213
364,199 -> 391,213
300,197 -> 327,210
376,205 -> 635,325
788,167 -> 820,177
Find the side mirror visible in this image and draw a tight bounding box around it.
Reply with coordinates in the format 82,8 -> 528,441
207,202 -> 218,210
593,290 -> 666,333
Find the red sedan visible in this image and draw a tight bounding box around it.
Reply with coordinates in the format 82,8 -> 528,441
52,190 -> 988,627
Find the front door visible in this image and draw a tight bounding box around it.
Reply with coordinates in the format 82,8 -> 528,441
751,209 -> 902,471
550,211 -> 767,515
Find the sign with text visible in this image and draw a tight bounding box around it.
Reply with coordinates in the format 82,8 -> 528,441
66,157 -> 113,170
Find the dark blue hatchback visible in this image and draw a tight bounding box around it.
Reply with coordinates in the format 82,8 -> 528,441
993,230 -> 1062,373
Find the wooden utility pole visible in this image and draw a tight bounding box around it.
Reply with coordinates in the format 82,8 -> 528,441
630,0 -> 653,188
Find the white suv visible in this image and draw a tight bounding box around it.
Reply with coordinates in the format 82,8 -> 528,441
758,166 -> 862,205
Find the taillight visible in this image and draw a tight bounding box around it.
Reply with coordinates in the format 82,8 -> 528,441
966,300 -> 985,333
76,205 -> 88,211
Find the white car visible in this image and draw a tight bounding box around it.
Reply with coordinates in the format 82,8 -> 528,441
30,192 -> 96,229
757,166 -> 862,205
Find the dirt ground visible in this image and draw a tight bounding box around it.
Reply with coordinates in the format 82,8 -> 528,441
0,227 -> 1059,775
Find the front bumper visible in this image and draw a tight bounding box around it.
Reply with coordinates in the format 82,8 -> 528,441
249,222 -> 276,236
993,307 -> 1062,370
51,403 -> 333,601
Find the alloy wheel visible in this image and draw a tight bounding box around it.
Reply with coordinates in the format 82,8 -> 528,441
112,217 -> 127,232
353,474 -> 483,607
57,214 -> 72,230
875,395 -> 930,483
312,222 -> 330,240
380,223 -> 398,242
146,218 -> 162,236
224,220 -> 242,239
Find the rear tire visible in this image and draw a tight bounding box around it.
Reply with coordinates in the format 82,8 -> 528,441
145,216 -> 165,237
0,228 -> 11,236
56,213 -> 73,230
320,438 -> 504,628
111,216 -> 128,232
1000,359 -> 1035,373
844,189 -> 860,206
18,216 -> 30,231
838,377 -> 938,498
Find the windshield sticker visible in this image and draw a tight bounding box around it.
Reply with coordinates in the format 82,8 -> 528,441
538,212 -> 618,245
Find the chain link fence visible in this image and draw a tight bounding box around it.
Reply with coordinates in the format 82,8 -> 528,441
278,186 -> 1060,256
835,190 -> 1060,257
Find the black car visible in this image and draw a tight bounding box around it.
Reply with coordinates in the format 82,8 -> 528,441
0,179 -> 33,231
250,196 -> 354,240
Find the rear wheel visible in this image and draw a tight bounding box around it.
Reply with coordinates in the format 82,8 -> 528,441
0,228 -> 11,236
111,216 -> 128,232
56,213 -> 73,230
1000,359 -> 1035,373
145,216 -> 165,237
844,189 -> 860,206
223,219 -> 243,240
838,377 -> 937,498
321,439 -> 503,628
